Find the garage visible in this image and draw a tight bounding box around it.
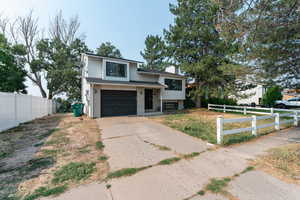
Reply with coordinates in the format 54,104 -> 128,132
101,90 -> 137,117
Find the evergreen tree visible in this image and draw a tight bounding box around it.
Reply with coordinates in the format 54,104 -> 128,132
262,86 -> 282,107
245,0 -> 300,88
164,0 -> 239,107
96,42 -> 122,58
140,35 -> 167,70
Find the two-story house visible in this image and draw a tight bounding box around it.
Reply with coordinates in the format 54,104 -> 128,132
81,53 -> 186,118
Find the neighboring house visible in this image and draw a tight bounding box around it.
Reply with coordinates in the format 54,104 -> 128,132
237,85 -> 266,106
81,53 -> 186,118
282,89 -> 300,100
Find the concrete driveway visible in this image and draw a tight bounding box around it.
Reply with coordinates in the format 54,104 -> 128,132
46,117 -> 300,200
98,116 -> 210,170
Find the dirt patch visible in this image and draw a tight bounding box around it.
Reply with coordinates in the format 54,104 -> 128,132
0,114 -> 109,200
253,143 -> 300,185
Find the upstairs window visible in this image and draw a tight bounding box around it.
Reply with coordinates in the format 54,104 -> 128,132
106,61 -> 127,77
165,79 -> 182,91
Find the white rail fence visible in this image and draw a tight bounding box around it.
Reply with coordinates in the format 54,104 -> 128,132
208,104 -> 300,144
0,92 -> 56,132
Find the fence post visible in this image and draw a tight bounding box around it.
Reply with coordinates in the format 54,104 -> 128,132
294,111 -> 298,126
270,108 -> 274,115
243,106 -> 247,115
275,113 -> 280,130
223,105 -> 226,113
208,104 -> 211,110
217,115 -> 224,144
252,115 -> 257,136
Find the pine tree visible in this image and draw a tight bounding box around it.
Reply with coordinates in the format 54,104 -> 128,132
140,35 -> 167,70
246,0 -> 300,88
96,42 -> 122,58
164,0 -> 238,107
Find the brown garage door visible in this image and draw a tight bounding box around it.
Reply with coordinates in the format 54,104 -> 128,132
101,90 -> 137,117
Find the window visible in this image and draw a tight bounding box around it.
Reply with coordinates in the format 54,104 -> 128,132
106,61 -> 127,77
165,79 -> 182,91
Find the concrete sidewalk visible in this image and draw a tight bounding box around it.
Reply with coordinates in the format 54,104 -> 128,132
44,118 -> 300,200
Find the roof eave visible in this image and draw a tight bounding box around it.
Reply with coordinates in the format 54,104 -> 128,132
137,71 -> 186,78
87,81 -> 166,88
83,53 -> 144,64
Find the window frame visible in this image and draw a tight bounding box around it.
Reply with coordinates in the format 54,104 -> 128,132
103,59 -> 129,81
164,78 -> 183,91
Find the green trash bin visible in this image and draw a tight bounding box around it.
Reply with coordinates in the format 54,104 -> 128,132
72,103 -> 84,117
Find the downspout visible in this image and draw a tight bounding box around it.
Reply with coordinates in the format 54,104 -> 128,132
160,88 -> 163,113
90,84 -> 94,118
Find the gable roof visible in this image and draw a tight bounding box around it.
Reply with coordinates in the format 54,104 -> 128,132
83,53 -> 144,64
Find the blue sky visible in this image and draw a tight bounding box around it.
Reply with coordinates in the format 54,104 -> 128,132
1,0 -> 176,96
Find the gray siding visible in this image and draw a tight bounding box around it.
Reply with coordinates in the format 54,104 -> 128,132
129,63 -> 159,82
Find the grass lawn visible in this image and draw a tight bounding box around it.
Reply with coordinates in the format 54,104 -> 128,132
152,108 -> 292,145
0,114 -> 109,200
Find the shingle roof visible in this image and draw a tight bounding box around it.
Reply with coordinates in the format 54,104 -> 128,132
86,77 -> 166,88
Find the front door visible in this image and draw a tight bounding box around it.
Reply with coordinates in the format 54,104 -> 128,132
145,89 -> 153,110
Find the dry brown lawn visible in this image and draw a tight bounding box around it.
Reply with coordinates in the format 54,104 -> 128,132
0,114 -> 108,199
253,143 -> 300,186
18,114 -> 109,196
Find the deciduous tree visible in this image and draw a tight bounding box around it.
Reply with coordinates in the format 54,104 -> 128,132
0,34 -> 27,93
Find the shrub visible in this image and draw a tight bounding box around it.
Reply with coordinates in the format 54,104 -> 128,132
55,98 -> 72,113
202,97 -> 237,107
262,86 -> 282,107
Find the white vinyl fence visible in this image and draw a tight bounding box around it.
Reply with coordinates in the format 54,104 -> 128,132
0,92 -> 56,132
208,104 -> 300,144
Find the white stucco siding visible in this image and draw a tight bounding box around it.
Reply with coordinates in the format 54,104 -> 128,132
237,85 -> 265,105
129,63 -> 159,82
159,76 -> 186,100
87,57 -> 102,78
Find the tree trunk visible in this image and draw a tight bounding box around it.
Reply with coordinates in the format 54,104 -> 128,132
39,86 -> 47,98
195,95 -> 202,108
195,82 -> 202,108
48,90 -> 53,99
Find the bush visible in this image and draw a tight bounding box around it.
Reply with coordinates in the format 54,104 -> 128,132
184,88 -> 196,108
202,97 -> 237,107
55,98 -> 72,113
184,87 -> 237,108
262,86 -> 282,107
